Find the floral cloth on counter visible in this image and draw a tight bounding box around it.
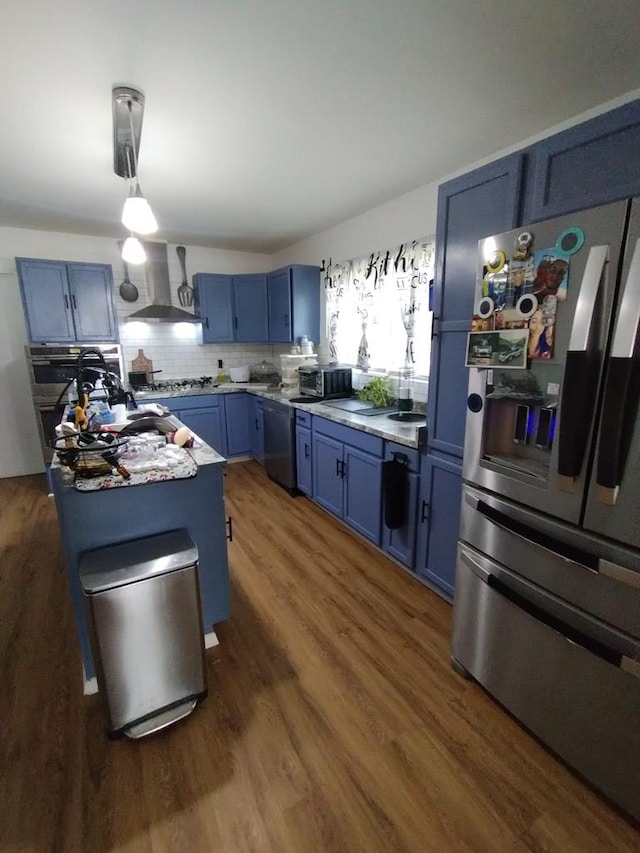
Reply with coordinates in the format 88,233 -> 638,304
73,440 -> 197,492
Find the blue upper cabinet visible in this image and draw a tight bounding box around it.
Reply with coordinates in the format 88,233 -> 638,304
528,99 -> 640,222
267,265 -> 321,344
233,274 -> 268,342
66,264 -> 117,342
16,258 -> 117,343
194,273 -> 234,343
428,153 -> 523,459
267,269 -> 292,342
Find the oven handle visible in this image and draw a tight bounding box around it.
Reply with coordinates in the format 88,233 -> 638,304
465,491 -> 640,588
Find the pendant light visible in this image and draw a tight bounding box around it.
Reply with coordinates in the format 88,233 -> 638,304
121,234 -> 146,265
121,101 -> 158,236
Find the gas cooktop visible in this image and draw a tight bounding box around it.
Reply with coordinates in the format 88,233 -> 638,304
135,377 -> 216,393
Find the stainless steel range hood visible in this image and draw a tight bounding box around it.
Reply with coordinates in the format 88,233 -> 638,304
127,242 -> 200,323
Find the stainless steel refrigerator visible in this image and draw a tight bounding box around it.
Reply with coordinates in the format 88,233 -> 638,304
451,199 -> 640,821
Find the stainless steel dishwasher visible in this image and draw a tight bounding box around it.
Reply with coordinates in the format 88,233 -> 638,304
262,398 -> 296,492
79,530 -> 207,738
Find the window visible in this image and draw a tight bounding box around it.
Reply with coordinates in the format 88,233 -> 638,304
325,237 -> 435,377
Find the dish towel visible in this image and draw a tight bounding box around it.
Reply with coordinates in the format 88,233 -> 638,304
382,459 -> 409,529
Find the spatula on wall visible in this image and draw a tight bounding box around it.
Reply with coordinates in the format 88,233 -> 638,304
176,246 -> 194,307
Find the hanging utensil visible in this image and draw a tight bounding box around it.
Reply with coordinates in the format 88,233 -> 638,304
176,246 -> 194,307
117,241 -> 139,302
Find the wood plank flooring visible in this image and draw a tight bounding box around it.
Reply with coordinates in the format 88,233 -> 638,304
1,462 -> 638,852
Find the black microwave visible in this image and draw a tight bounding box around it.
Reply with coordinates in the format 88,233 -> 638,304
298,365 -> 352,399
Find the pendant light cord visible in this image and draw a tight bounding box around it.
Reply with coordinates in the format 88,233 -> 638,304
127,99 -> 140,185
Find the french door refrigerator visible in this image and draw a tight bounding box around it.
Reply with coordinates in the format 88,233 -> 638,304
451,199 -> 640,821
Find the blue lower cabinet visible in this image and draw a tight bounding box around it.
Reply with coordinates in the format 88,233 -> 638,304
312,433 -> 344,516
141,394 -> 226,457
180,406 -> 225,456
224,393 -> 251,456
381,442 -> 419,568
383,471 -> 419,568
249,396 -> 264,463
415,453 -> 463,598
343,446 -> 382,544
296,425 -> 312,495
312,429 -> 383,545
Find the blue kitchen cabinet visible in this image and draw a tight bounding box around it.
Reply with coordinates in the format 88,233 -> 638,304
267,265 -> 321,344
295,424 -> 312,495
224,393 -> 251,456
193,273 -> 234,343
249,396 -> 264,463
194,273 -> 268,343
415,453 -> 462,599
312,417 -> 384,545
342,445 -> 382,544
313,433 -> 344,517
140,393 -> 227,456
180,406 -> 225,456
16,258 -> 117,343
527,99 -> 640,222
267,268 -> 291,342
381,443 -> 420,569
233,274 -> 268,342
429,153 -> 523,459
422,153 -> 523,598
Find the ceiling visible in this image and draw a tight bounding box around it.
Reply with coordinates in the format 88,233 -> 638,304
1,1 -> 639,254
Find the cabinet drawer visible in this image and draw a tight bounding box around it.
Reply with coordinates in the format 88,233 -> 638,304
313,416 -> 383,457
384,442 -> 419,473
295,409 -> 311,427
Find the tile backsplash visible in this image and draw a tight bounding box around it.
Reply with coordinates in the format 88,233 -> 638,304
115,278 -> 289,378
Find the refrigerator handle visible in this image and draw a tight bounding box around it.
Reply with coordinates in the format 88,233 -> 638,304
596,238 -> 640,505
466,491 -> 640,588
557,245 -> 609,489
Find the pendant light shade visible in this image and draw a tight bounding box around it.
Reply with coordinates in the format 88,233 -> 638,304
122,183 -> 158,234
122,235 -> 146,265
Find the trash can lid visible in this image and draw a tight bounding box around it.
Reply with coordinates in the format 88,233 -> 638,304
79,530 -> 199,593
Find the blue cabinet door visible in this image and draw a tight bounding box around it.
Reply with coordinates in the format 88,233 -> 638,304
290,265 -> 321,345
429,153 -> 523,459
312,433 -> 344,517
179,406 -> 225,456
249,397 -> 264,462
67,263 -> 117,342
383,471 -> 419,568
16,258 -> 77,343
415,453 -> 462,599
296,425 -> 312,495
343,446 -> 382,545
194,274 -> 234,343
528,100 -> 640,221
224,393 -> 251,456
267,269 -> 292,342
233,274 -> 268,342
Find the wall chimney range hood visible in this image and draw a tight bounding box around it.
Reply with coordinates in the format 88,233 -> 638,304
127,242 -> 200,323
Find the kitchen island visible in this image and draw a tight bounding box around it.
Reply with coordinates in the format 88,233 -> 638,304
50,415 -> 230,691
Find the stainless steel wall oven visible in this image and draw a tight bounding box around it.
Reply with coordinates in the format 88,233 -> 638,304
26,344 -> 124,463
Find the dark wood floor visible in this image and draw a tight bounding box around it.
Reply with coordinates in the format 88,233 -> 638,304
1,462 -> 638,852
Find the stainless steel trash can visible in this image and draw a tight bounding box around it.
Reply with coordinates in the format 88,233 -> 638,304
79,530 -> 207,738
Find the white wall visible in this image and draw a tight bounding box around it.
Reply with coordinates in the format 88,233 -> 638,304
0,227 -> 272,478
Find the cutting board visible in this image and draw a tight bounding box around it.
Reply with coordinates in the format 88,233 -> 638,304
131,348 -> 153,375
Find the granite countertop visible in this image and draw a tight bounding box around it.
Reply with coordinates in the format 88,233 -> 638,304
134,385 -> 426,450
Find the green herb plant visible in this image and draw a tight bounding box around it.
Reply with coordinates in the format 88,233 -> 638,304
357,376 -> 391,408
